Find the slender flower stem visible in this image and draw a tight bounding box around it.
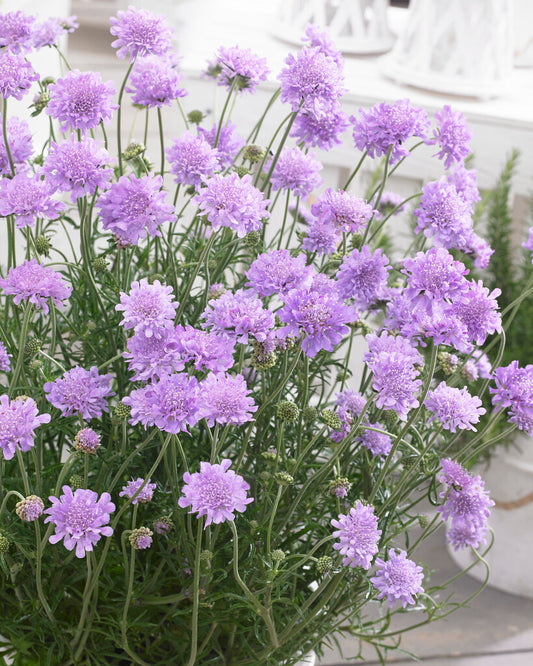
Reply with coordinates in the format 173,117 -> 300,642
8,304 -> 33,398
2,98 -> 15,176
117,61 -> 135,176
343,149 -> 367,191
186,517 -> 204,666
156,107 -> 165,178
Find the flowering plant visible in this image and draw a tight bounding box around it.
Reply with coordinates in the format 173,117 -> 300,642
0,7 -> 531,666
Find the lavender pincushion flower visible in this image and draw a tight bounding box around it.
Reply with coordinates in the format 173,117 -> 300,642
167,131 -> 220,189
0,259 -> 72,314
0,50 -> 39,100
371,549 -> 424,608
0,173 -> 64,228
124,325 -> 184,382
46,70 -> 118,133
32,16 -> 79,49
438,460 -> 494,528
0,115 -> 33,176
490,361 -> 533,435
523,226 -> 533,262
119,477 -> 156,504
0,342 -> 11,372
401,247 -> 469,307
44,366 -> 115,420
331,500 -> 381,569
16,495 -> 44,522
44,486 -> 115,558
245,250 -> 313,297
428,105 -> 472,169
311,189 -> 374,234
0,395 -> 51,461
197,122 -> 245,168
197,372 -> 257,427
116,279 -> 178,338
269,147 -> 322,198
110,6 -> 174,61
175,325 -> 236,373
367,351 -> 422,421
215,45 -> 269,94
97,173 -> 176,247
301,220 -> 340,256
42,136 -> 113,202
357,422 -> 392,459
74,427 -> 101,454
126,54 -> 187,108
425,382 -> 485,433
290,105 -> 349,150
446,519 -> 487,551
336,246 -> 392,310
178,459 -> 253,527
194,173 -> 270,237
0,11 -> 36,53
451,280 -> 502,347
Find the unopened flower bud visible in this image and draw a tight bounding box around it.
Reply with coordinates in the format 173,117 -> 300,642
24,338 -> 41,360
129,526 -> 153,550
382,410 -> 398,426
303,406 -> 317,423
351,233 -> 363,250
187,110 -> 204,125
114,401 -> 131,420
438,351 -> 459,376
15,495 -> 44,522
92,257 -> 108,274
261,447 -> 278,462
207,283 -> 225,300
244,230 -> 261,247
148,273 -> 165,285
32,91 -> 50,115
200,550 -> 213,563
30,359 -> 42,371
259,471 -> 271,482
234,165 -> 249,178
207,259 -> 218,273
418,514 -> 430,529
35,235 -> 51,256
316,555 -> 333,575
243,144 -> 265,163
74,427 -> 101,454
153,516 -> 173,535
271,549 -> 286,563
328,477 -> 351,498
0,533 -> 9,554
41,76 -> 55,87
123,142 -> 145,160
275,471 -> 294,486
69,474 -> 84,490
321,410 -> 342,430
249,520 -> 259,532
277,400 -> 299,423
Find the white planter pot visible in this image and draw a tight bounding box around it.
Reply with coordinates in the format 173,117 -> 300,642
448,432 -> 533,598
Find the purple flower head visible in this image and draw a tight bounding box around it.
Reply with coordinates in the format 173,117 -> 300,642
74,427 -> 101,454
336,246 -> 392,310
153,516 -> 173,535
331,387 -> 366,442
438,467 -> 494,528
490,361 -> 533,435
197,121 -> 245,168
331,500 -> 381,569
439,458 -> 474,489
16,495 -> 44,522
201,288 -> 275,344
302,23 -> 344,69
276,285 -> 358,358
215,45 -> 269,94
0,51 -> 38,100
414,179 -> 473,250
446,166 -> 481,210
0,173 -> 64,228
110,6 -> 174,61
116,279 -> 178,338
124,373 -> 200,434
351,100 -> 430,165
302,220 -> 340,255
167,131 -> 220,189
198,372 -> 257,427
0,259 -> 71,314
523,227 -> 533,262
364,331 -> 423,368
175,325 -> 236,373
129,526 -> 153,550
119,477 -> 156,504
462,231 -> 494,270
368,352 -> 422,421
178,459 -> 253,527
269,146 -> 322,198
0,395 -> 50,461
45,486 -> 115,558
446,519 -> 488,551
425,382 -> 485,433
46,70 -> 117,133
0,342 -> 11,372
279,46 -> 345,119
124,325 -> 184,382
451,280 -> 502,347
357,422 -> 392,459
371,549 -> 424,608
290,105 -> 349,150
97,173 -> 176,247
428,105 -> 472,169
44,366 -> 114,420
194,173 -> 270,237
42,136 -> 113,202
32,16 -> 79,49
126,54 -> 186,108
0,11 -> 36,53
0,116 -> 33,176
312,189 -> 374,234
246,249 -> 313,297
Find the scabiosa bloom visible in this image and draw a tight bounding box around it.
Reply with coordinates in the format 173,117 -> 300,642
0,395 -> 50,461
119,477 -> 156,504
368,352 -> 423,421
371,549 -> 424,608
301,220 -> 340,255
153,516 -> 173,535
116,279 -> 178,338
16,495 -> 44,522
0,51 -> 38,100
178,458 -> 253,527
276,286 -> 358,358
351,99 -> 430,165
0,11 -> 36,53
0,172 -> 64,228
462,231 -> 494,270
446,165 -> 481,210
97,173 -> 176,247
44,486 -> 115,558
425,382 -> 485,432
0,115 -> 33,176
438,461 -> 494,528
42,136 -> 113,202
290,105 -> 349,150
124,325 -> 184,382
129,526 -> 153,550
446,518 -> 488,551
215,45 -> 269,93
201,289 -> 275,344
279,47 -> 345,118
126,54 -> 186,108
269,146 -> 322,198
312,189 -> 374,234
331,500 -> 381,569
357,422 -> 392,459
0,341 -> 11,372
124,372 -> 200,434
167,131 -> 220,189
44,366 -> 114,420
490,361 -> 533,435
302,23 -> 344,69
197,121 -> 245,168
74,427 -> 101,454
364,331 -> 423,368
46,70 -> 117,133
110,6 -> 174,61
0,259 -> 72,314
523,227 -> 533,262
336,246 -> 392,310
194,173 -> 270,237
174,325 -> 236,373
451,280 -> 502,347
32,16 -> 79,49
198,372 -> 257,427
414,179 -> 473,250
428,105 -> 472,169
245,249 -> 313,297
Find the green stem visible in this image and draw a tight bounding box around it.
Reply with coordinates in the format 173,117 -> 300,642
117,61 -> 135,176
2,98 -> 15,176
186,517 -> 204,666
8,303 -> 33,398
156,107 -> 165,178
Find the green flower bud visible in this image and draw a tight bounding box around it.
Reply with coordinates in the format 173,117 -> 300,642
234,165 -> 249,178
274,471 -> 294,486
207,259 -> 217,273
259,471 -> 271,482
321,410 -> 342,430
316,555 -> 333,575
33,154 -> 44,166
0,534 -> 9,554
244,230 -> 261,247
277,400 -> 299,423
92,257 -> 108,274
249,520 -> 259,533
32,91 -> 50,115
271,549 -> 286,563
438,351 -> 458,376
383,409 -> 398,426
69,474 -> 84,490
418,514 -> 430,529
123,142 -> 145,160
328,477 -> 351,498
261,447 -> 278,462
35,235 -> 51,256
186,185 -> 197,196
29,359 -> 42,371
243,144 -> 265,163
41,76 -> 56,87
114,401 -> 131,420
129,526 -> 153,550
302,406 -> 318,423
24,338 -> 41,360
187,110 -> 204,125
250,348 -> 277,370
148,273 -> 165,285
351,233 -> 363,250
200,550 -> 213,563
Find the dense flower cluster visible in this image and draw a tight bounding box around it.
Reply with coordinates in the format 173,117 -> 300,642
126,54 -> 186,108
44,366 -> 115,420
331,501 -> 381,569
370,549 -> 424,608
0,395 -> 50,460
110,5 -> 174,61
214,45 -> 269,94
0,173 -> 64,228
0,260 -> 72,314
